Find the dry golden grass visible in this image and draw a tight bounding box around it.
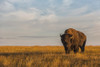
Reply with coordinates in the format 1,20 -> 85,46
0,46 -> 100,67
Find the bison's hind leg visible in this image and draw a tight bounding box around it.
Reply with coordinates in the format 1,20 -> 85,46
80,40 -> 86,52
80,46 -> 84,52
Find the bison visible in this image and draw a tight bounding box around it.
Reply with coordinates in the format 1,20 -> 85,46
60,28 -> 86,54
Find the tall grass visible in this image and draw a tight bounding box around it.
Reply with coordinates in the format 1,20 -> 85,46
0,46 -> 100,67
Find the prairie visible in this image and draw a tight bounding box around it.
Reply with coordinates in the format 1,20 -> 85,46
0,46 -> 100,67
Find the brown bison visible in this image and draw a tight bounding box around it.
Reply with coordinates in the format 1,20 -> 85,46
60,28 -> 86,54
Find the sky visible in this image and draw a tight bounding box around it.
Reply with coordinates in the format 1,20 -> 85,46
0,0 -> 100,46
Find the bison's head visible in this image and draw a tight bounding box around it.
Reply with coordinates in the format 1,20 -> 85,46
60,34 -> 73,53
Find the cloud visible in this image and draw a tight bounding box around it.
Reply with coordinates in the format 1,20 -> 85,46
63,0 -> 73,6
67,6 -> 88,16
0,7 -> 100,37
0,1 -> 15,12
0,7 -> 42,36
8,0 -> 33,3
39,14 -> 58,24
0,7 -> 41,21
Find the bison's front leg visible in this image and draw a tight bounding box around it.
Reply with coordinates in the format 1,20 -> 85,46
65,49 -> 70,54
74,46 -> 79,53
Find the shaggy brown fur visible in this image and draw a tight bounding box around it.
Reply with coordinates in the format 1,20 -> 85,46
60,28 -> 86,54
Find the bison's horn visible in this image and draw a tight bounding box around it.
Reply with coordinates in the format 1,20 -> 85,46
60,34 -> 62,37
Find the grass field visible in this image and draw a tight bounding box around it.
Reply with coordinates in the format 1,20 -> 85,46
0,46 -> 100,67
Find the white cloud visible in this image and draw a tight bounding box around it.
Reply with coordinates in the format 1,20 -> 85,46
0,1 -> 15,12
63,0 -> 73,6
48,0 -> 73,14
1,8 -> 100,37
8,0 -> 33,3
0,7 -> 42,36
1,8 -> 41,21
67,6 -> 88,16
39,14 -> 58,24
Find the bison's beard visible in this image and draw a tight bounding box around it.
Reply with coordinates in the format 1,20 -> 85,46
64,45 -> 71,54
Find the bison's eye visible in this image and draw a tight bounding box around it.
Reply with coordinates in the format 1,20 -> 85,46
70,39 -> 73,43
